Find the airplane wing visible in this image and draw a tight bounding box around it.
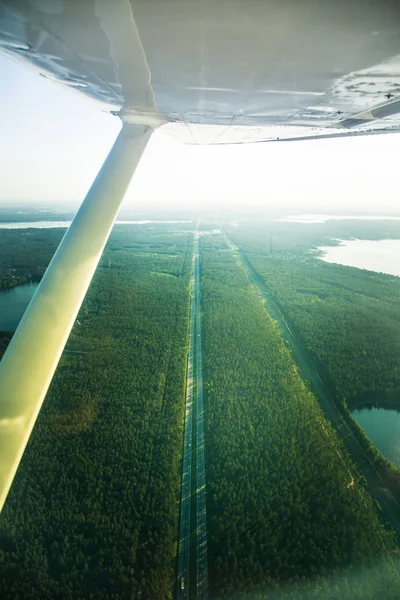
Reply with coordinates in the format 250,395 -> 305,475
1,0 -> 400,144
1,0 -> 400,512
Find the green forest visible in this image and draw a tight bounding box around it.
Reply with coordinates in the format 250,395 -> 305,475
0,225 -> 192,599
226,221 -> 400,501
247,254 -> 400,410
2,221 -> 400,599
200,234 -> 400,599
0,228 -> 65,290
226,218 -> 400,257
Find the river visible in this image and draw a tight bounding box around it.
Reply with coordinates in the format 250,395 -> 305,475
0,282 -> 38,331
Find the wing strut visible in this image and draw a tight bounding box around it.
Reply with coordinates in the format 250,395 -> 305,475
0,121 -> 153,513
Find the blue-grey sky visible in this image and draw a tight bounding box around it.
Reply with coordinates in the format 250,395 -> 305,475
1,52 -> 400,215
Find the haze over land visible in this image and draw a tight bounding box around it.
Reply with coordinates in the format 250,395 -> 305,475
2,53 -> 400,218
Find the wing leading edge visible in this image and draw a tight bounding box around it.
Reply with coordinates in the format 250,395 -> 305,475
1,0 -> 400,143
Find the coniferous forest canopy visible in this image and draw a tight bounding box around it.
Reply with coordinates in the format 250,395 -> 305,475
200,234 -> 399,600
0,228 -> 65,290
1,219 -> 400,598
0,225 -> 192,599
227,220 -> 400,503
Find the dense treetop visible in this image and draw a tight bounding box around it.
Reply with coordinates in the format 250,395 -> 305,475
0,228 -> 65,290
200,234 -> 399,599
0,226 -> 192,599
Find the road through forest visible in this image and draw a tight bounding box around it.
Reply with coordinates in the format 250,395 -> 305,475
177,236 -> 208,600
224,233 -> 400,539
194,237 -> 208,600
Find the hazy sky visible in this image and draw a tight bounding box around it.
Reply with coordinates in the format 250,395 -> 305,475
1,52 -> 400,215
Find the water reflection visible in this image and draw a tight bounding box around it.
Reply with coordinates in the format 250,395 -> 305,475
352,406 -> 400,468
317,239 -> 400,276
0,282 -> 38,331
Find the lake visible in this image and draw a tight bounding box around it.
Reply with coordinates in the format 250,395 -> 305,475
316,239 -> 400,277
0,282 -> 38,331
277,214 -> 400,223
317,238 -> 400,466
352,406 -> 400,469
0,219 -> 193,328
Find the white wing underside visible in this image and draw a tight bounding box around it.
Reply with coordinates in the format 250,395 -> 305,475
1,0 -> 400,144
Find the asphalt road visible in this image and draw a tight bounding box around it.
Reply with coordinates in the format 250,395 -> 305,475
194,237 -> 208,600
177,237 -> 209,600
177,252 -> 195,600
225,233 -> 400,537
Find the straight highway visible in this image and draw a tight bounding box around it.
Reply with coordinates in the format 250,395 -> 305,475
194,236 -> 208,600
177,251 -> 195,599
177,235 -> 208,599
